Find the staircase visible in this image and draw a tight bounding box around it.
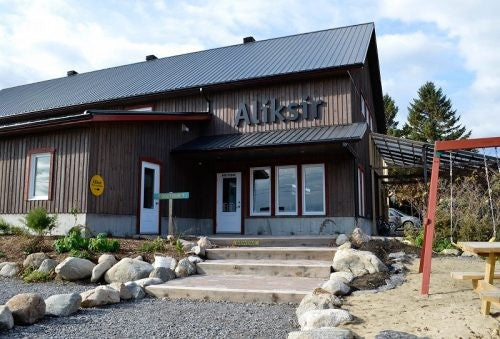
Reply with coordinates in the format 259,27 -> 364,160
146,237 -> 336,304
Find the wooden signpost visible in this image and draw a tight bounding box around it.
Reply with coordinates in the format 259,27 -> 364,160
153,192 -> 189,235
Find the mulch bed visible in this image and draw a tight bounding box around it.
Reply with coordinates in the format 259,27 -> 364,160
350,272 -> 391,291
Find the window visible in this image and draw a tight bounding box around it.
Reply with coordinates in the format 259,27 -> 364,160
143,168 -> 155,209
28,152 -> 53,200
361,97 -> 366,118
357,166 -> 365,217
275,166 -> 297,215
302,164 -> 326,215
250,167 -> 271,216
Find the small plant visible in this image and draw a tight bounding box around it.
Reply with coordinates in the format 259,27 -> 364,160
174,239 -> 185,256
0,218 -> 11,234
23,208 -> 57,236
140,237 -> 165,253
69,249 -> 94,260
22,268 -> 54,283
54,228 -> 90,253
9,226 -> 29,236
434,237 -> 454,252
89,233 -> 120,253
0,251 -> 5,258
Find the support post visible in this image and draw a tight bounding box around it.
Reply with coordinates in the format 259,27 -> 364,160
419,153 -> 441,294
168,198 -> 173,236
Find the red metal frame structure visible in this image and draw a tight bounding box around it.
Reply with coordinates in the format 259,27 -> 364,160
419,136 -> 500,295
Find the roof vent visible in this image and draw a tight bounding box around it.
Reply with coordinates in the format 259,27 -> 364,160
67,70 -> 78,76
146,55 -> 158,61
243,36 -> 255,44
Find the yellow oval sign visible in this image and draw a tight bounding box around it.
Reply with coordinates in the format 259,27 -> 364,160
90,175 -> 105,196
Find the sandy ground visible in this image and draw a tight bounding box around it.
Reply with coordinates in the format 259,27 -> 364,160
342,256 -> 500,338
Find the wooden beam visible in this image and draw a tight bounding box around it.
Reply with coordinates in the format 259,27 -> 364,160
435,137 -> 500,151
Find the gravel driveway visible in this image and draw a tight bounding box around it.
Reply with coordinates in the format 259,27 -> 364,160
0,278 -> 298,338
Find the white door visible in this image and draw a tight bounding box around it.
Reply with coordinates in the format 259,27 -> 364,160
216,172 -> 241,233
140,161 -> 160,234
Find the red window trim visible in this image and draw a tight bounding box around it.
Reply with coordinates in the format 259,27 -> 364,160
24,147 -> 55,201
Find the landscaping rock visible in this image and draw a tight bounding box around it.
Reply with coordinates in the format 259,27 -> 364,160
124,282 -> 145,299
192,245 -> 205,257
133,256 -> 143,261
338,242 -> 352,250
175,258 -> 196,278
55,257 -> 96,281
23,252 -> 49,269
149,267 -> 176,282
188,255 -> 204,264
299,309 -> 353,331
108,282 -> 132,300
0,263 -> 20,278
45,293 -> 81,317
461,250 -> 477,257
179,239 -> 196,252
0,262 -> 9,270
375,330 -> 422,339
296,289 -> 343,318
80,287 -> 120,308
288,327 -> 353,339
332,248 -> 388,277
91,256 -> 117,283
388,251 -> 406,260
37,259 -> 58,274
350,227 -> 370,246
6,293 -> 45,325
391,262 -> 406,274
0,305 -> 14,331
329,271 -> 354,284
134,277 -> 163,288
152,256 -> 177,270
441,248 -> 460,256
197,236 -> 212,250
104,258 -> 153,283
335,234 -> 349,246
321,279 -> 350,296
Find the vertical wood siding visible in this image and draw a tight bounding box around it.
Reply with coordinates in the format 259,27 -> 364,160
0,128 -> 90,214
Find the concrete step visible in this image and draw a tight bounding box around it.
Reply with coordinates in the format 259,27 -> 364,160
206,246 -> 336,261
146,274 -> 324,304
196,259 -> 332,278
208,235 -> 336,247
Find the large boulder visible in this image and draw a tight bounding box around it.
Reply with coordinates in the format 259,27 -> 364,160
91,255 -> 117,283
0,263 -> 20,278
23,252 -> 49,269
0,305 -> 14,331
191,246 -> 205,257
321,279 -> 350,296
350,227 -> 370,246
133,277 -> 163,288
335,234 -> 349,246
296,289 -> 343,318
6,293 -> 45,325
288,327 -> 353,339
80,287 -> 120,308
108,282 -> 132,300
55,257 -> 96,281
152,256 -> 177,270
197,236 -> 212,249
174,258 -> 196,278
37,259 -> 58,274
329,272 -> 354,284
149,267 -> 176,282
188,256 -> 204,264
332,248 -> 387,277
45,293 -> 81,317
299,309 -> 353,331
124,281 -> 145,299
104,258 -> 153,283
179,239 -> 196,252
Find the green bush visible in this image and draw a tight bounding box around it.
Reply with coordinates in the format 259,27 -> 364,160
22,268 -> 54,283
54,229 -> 89,253
174,239 -> 185,256
140,237 -> 165,253
69,249 -> 94,260
434,237 -> 454,252
88,233 -> 120,253
23,208 -> 57,236
9,226 -> 29,236
0,218 -> 11,234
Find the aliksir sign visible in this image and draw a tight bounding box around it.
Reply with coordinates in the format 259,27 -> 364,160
235,96 -> 325,127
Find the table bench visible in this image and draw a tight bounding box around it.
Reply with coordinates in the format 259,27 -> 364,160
451,271 -> 500,291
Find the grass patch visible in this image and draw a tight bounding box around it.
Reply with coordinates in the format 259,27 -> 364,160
140,237 -> 165,253
69,249 -> 94,260
22,268 -> 54,283
0,250 -> 5,258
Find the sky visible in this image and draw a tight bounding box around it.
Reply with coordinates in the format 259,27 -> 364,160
0,0 -> 499,137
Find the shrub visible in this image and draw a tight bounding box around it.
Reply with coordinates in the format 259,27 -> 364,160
10,226 -> 29,236
174,239 -> 185,256
0,218 -> 11,234
69,249 -> 94,260
22,236 -> 51,254
54,228 -> 89,253
140,237 -> 165,253
22,268 -> 54,283
23,208 -> 57,236
88,233 -> 120,253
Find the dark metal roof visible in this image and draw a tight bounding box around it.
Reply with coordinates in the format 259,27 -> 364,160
0,23 -> 374,119
372,133 -> 499,170
174,123 -> 367,152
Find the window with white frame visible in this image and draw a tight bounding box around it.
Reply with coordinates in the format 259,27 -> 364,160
276,166 -> 297,215
302,164 -> 325,215
250,167 -> 271,216
357,166 -> 365,217
360,97 -> 366,118
28,152 -> 52,200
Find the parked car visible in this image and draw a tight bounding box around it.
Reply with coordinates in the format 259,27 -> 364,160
389,208 -> 422,229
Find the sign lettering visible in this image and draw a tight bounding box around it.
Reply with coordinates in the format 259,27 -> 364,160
154,192 -> 190,200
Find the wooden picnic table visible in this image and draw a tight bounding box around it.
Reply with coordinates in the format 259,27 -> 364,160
458,242 -> 500,315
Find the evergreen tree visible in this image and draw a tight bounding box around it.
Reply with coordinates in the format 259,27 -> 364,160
402,82 -> 471,142
383,94 -> 400,136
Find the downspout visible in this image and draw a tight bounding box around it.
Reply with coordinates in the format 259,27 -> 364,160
199,87 -> 212,114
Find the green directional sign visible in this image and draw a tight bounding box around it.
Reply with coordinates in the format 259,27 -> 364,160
154,192 -> 189,200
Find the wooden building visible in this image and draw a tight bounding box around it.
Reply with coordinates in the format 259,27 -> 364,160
0,23 -> 385,236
